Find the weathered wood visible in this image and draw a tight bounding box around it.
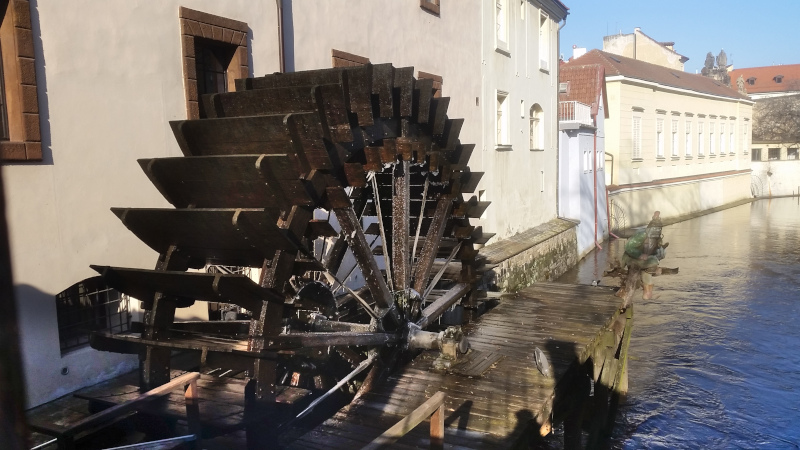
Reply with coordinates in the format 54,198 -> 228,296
412,197 -> 453,293
201,85 -> 320,119
392,161 -> 411,290
91,266 -> 282,314
417,283 -> 470,329
112,208 -> 295,267
393,67 -> 414,117
361,391 -> 446,450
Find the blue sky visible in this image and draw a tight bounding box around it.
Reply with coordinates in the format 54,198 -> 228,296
559,0 -> 799,73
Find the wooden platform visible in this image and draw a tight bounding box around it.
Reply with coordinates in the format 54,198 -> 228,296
288,282 -> 629,449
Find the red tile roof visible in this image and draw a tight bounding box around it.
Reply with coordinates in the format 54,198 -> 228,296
728,64 -> 800,94
565,49 -> 750,101
559,64 -> 608,118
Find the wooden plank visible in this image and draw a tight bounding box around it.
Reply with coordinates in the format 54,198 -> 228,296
393,67 -> 414,117
236,68 -> 345,91
361,391 -> 446,450
391,161 -> 411,290
413,78 -> 433,124
112,208 -> 295,267
91,266 -> 282,313
201,85 -> 319,119
63,372 -> 200,437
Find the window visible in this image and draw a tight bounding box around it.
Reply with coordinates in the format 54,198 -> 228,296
497,91 -> 509,147
418,71 -> 443,98
709,122 -> 715,155
529,103 -> 543,150
656,118 -> 664,158
729,124 -> 735,155
56,277 -> 131,355
751,148 -> 761,161
180,7 -> 250,119
788,148 -> 798,160
742,124 -> 749,154
747,77 -> 756,86
632,116 -> 642,159
496,0 -> 508,50
698,122 -> 705,156
671,119 -> 679,157
539,11 -> 549,71
719,123 -> 726,154
774,75 -> 784,83
768,148 -> 780,160
685,120 -> 692,156
420,0 -> 440,15
332,49 -> 370,68
0,0 -> 42,161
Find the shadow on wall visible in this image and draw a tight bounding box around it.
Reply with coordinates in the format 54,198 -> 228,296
27,0 -> 53,165
14,283 -> 139,408
281,0 -> 295,72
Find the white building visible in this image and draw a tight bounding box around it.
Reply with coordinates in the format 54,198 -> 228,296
2,0 -> 568,408
558,64 -> 609,258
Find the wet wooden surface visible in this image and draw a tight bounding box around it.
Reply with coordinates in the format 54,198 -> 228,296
288,282 -> 624,449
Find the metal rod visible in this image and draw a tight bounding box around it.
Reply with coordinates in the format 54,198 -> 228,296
30,438 -> 58,450
333,234 -> 379,295
370,172 -> 394,291
411,174 -> 430,264
295,352 -> 379,419
322,271 -> 381,321
423,242 -> 462,301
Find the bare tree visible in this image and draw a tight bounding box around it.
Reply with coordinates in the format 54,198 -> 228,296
752,83 -> 800,149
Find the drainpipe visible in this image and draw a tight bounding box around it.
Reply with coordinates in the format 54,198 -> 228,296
605,152 -> 618,239
276,0 -> 285,73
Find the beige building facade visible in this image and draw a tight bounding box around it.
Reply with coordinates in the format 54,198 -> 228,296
566,50 -> 754,228
603,28 -> 688,72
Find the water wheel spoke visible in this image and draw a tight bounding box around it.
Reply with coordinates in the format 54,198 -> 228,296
412,196 -> 454,293
327,186 -> 393,311
417,282 -> 471,329
392,161 -> 411,290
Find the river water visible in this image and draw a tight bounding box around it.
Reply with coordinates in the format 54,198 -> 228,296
557,197 -> 800,449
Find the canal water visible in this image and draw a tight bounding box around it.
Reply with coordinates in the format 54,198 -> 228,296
558,197 -> 800,449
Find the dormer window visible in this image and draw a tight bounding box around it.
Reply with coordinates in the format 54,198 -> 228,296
774,75 -> 784,83
747,77 -> 756,86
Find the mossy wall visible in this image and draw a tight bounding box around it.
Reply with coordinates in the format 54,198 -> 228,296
490,227 -> 578,293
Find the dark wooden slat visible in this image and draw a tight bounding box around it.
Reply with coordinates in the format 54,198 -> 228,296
393,67 -> 414,117
201,85 -> 319,119
112,208 -> 294,267
429,97 -> 450,136
170,114 -> 293,156
91,266 -> 283,313
416,283 -> 470,329
237,68 -> 345,91
413,78 -> 433,124
440,118 -> 464,152
344,64 -> 374,126
316,83 -> 354,142
372,63 -> 394,118
139,155 -> 312,209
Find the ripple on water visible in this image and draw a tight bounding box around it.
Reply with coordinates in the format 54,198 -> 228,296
560,198 -> 800,448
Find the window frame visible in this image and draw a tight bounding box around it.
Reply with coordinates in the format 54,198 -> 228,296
709,122 -> 716,156
529,103 -> 543,151
656,118 -> 664,158
496,90 -> 510,148
0,0 -> 42,161
420,0 -> 440,15
179,7 -> 250,120
698,121 -> 705,156
496,0 -> 510,54
671,119 -> 679,157
538,11 -> 550,71
685,120 -> 692,157
632,115 -> 642,160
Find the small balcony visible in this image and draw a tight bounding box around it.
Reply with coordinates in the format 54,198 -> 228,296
558,101 -> 593,129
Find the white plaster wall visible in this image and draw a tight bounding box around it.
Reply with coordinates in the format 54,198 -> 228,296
751,160 -> 800,197
5,0 -> 280,408
609,172 -> 751,227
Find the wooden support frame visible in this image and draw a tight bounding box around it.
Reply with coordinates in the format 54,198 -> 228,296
44,372 -> 201,449
362,391 -> 446,449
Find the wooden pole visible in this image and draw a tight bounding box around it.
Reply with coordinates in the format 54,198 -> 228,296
362,391 -> 446,450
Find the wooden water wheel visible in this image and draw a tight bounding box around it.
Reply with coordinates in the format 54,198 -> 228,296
89,63 -> 492,442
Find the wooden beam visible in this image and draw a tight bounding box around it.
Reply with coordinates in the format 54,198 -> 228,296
65,372 -> 201,437
361,391 -> 446,450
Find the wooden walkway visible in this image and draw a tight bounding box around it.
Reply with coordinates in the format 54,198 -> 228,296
289,282 -> 630,449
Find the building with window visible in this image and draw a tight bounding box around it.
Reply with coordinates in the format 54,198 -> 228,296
729,64 -> 800,196
564,48 -> 754,228
557,64 -> 609,258
2,0 -> 569,409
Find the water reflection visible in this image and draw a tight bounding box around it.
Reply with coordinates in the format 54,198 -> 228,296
559,198 -> 800,449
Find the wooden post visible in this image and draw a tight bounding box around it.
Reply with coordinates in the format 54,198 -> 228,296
184,377 -> 201,442
362,391 -> 446,450
430,403 -> 444,450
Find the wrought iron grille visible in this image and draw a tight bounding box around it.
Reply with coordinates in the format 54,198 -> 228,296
56,276 -> 131,355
